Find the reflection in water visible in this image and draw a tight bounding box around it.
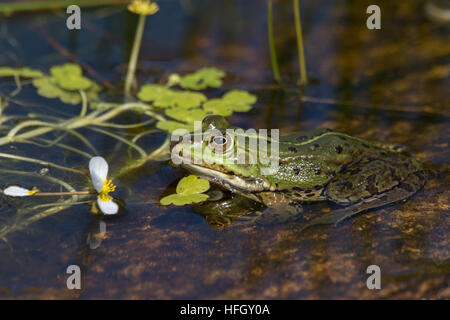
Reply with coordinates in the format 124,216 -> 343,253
86,220 -> 107,250
192,191 -> 264,230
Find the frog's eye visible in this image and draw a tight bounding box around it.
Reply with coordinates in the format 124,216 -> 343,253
213,137 -> 227,145
209,133 -> 233,154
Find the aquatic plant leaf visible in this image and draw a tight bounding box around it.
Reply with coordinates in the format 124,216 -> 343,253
179,67 -> 225,90
176,175 -> 210,194
203,98 -> 234,116
156,120 -> 194,133
50,63 -> 82,78
50,63 -> 93,91
203,90 -> 256,115
223,89 -> 257,105
137,84 -> 172,106
32,77 -> 80,104
160,175 -> 210,205
55,75 -> 92,91
160,193 -> 209,206
174,91 -> 207,109
32,77 -> 99,105
0,67 -> 43,78
165,108 -> 207,123
138,84 -> 206,109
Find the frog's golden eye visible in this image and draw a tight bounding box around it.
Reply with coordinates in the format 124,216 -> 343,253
209,133 -> 233,154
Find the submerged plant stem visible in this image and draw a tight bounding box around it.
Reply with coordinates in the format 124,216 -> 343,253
124,14 -> 146,97
0,152 -> 85,174
293,0 -> 307,85
33,191 -> 92,196
267,0 -> 281,83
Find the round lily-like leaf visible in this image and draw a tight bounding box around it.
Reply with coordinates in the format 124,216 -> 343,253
179,67 -> 225,90
160,175 -> 210,206
50,63 -> 93,91
156,120 -> 194,133
223,89 -> 257,105
203,98 -> 234,116
160,193 -> 209,206
50,63 -> 83,78
165,108 -> 207,123
55,74 -> 93,91
32,77 -> 80,104
137,84 -> 172,103
205,99 -> 252,115
0,67 -> 44,78
176,175 -> 210,194
173,91 -> 207,109
32,76 -> 100,105
138,84 -> 206,109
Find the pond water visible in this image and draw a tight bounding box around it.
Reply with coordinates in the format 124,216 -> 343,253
0,0 -> 448,299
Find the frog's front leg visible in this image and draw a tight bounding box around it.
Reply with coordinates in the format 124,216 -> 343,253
255,191 -> 303,225
300,159 -> 425,230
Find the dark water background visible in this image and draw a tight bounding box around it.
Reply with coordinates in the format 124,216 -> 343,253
0,0 -> 448,299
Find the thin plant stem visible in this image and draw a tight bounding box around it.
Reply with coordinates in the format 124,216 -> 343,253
33,191 -> 92,196
0,152 -> 85,174
88,126 -> 147,158
124,14 -> 146,97
17,139 -> 93,160
267,0 -> 281,83
79,89 -> 88,117
11,74 -> 22,96
93,119 -> 155,129
293,0 -> 307,85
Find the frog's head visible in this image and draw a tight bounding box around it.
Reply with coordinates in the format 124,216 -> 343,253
170,116 -> 274,193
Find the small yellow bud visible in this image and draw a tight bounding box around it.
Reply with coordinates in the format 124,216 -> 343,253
128,0 -> 159,16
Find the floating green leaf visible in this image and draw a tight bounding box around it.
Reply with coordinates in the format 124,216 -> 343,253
156,120 -> 194,133
50,63 -> 93,91
179,67 -> 225,90
174,91 -> 207,109
138,84 -> 206,109
137,84 -> 171,102
203,89 -> 256,115
165,108 -> 207,123
160,175 -> 210,206
223,89 -> 257,105
203,98 -> 234,116
0,67 -> 43,78
32,76 -> 100,105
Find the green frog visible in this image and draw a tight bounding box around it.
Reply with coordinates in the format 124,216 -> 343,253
171,115 -> 427,229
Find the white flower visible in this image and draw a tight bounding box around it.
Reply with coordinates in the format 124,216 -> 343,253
89,156 -> 118,215
3,185 -> 36,197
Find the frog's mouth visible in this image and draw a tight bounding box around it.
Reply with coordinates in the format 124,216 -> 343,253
173,158 -> 271,193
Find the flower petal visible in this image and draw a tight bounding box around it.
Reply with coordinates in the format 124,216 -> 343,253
3,186 -> 33,197
97,198 -> 118,215
89,156 -> 109,193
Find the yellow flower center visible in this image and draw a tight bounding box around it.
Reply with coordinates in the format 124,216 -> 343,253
27,190 -> 37,196
98,179 -> 116,202
128,0 -> 159,15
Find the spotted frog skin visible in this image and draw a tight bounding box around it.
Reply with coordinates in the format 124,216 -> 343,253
171,116 -> 427,227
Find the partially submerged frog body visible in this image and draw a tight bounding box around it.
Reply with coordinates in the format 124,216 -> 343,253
171,115 -> 427,229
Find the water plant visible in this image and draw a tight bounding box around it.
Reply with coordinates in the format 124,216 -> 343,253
160,175 -> 210,206
266,0 -> 307,85
0,1 -> 260,238
267,0 -> 281,83
293,0 -> 307,85
0,60 -> 256,237
124,0 -> 160,96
